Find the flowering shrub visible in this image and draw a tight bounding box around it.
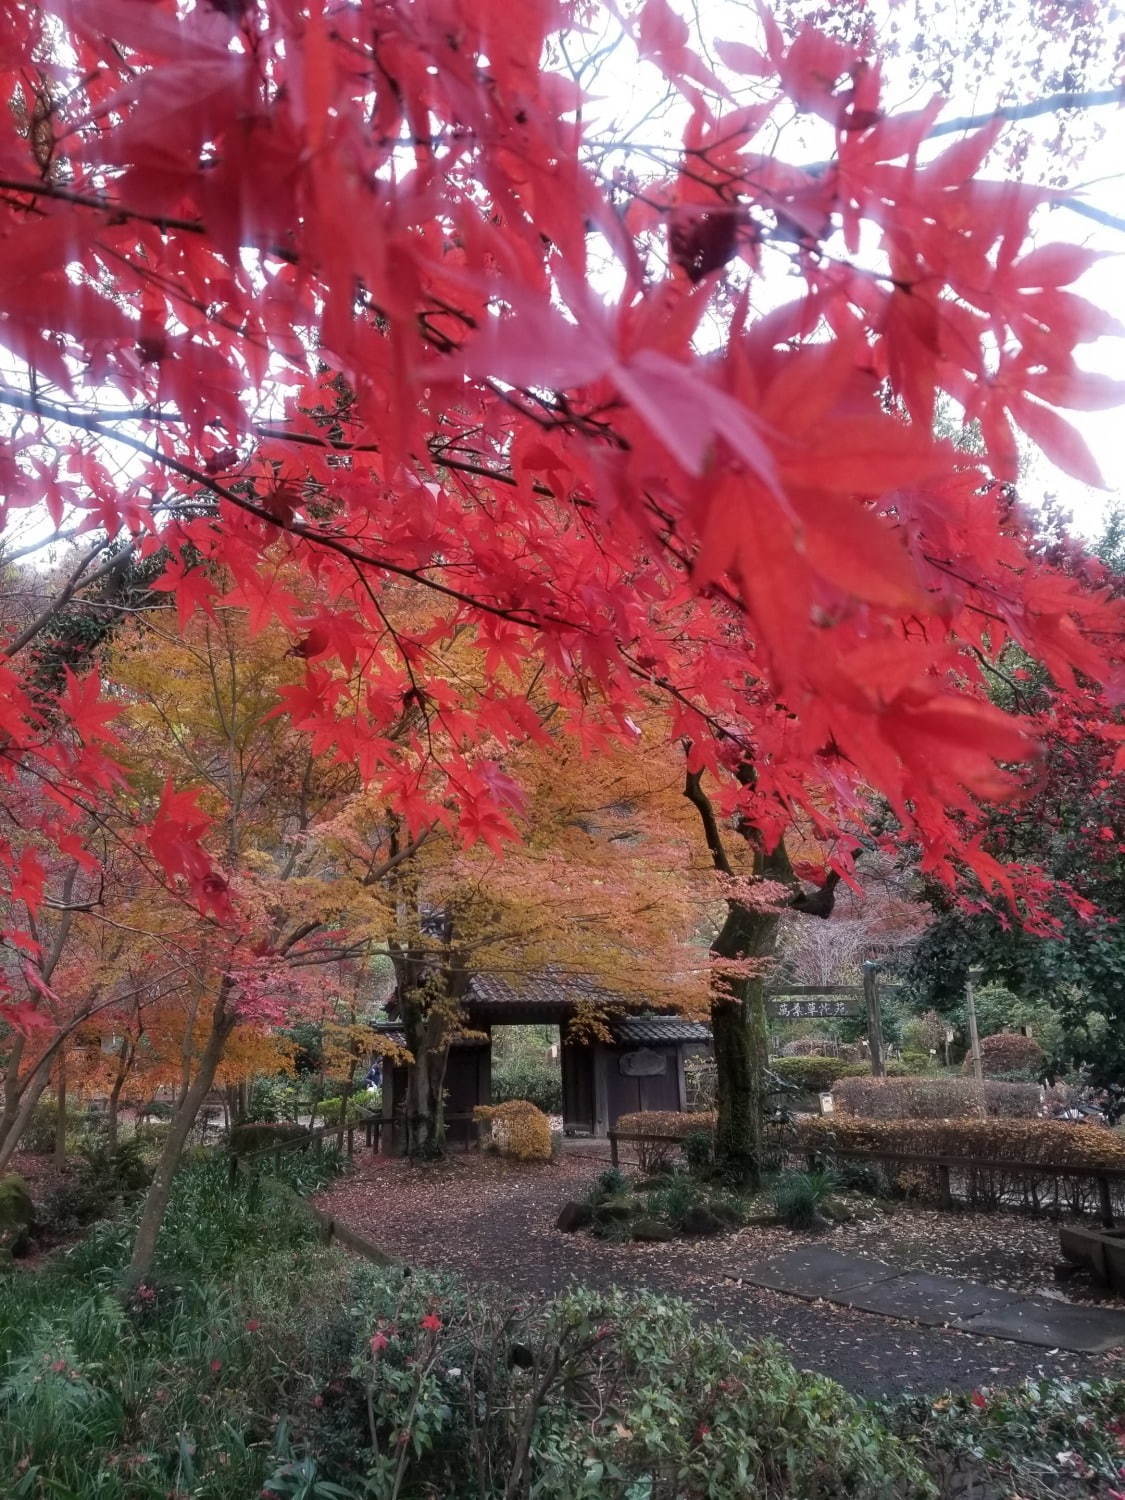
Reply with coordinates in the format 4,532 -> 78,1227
833,1076 -> 1040,1120
966,1031 -> 1045,1079
473,1100 -> 553,1162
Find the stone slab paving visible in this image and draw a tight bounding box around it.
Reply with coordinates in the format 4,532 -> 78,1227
735,1247 -> 1125,1352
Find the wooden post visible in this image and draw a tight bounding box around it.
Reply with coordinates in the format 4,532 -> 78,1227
862,962 -> 885,1078
610,1131 -> 619,1167
938,1163 -> 952,1211
965,968 -> 983,1083
1098,1175 -> 1114,1230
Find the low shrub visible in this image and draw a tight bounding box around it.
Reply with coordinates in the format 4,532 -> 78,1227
772,1169 -> 838,1229
491,1057 -> 563,1115
780,1038 -> 863,1059
616,1110 -> 711,1139
316,1087 -> 380,1126
901,1010 -> 947,1055
228,1121 -> 310,1156
473,1100 -> 552,1161
0,1175 -> 32,1256
17,1096 -> 87,1155
833,1076 -> 1040,1121
800,1115 -> 1125,1216
770,1056 -> 869,1091
967,1031 -> 1045,1080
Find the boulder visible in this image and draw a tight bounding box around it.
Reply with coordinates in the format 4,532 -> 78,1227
556,1200 -> 592,1233
0,1175 -> 33,1257
680,1204 -> 725,1236
632,1218 -> 676,1242
592,1197 -> 634,1225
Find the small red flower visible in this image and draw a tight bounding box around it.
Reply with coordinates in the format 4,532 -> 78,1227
210,1359 -> 223,1373
695,1423 -> 711,1442
370,1332 -> 389,1354
311,1395 -> 324,1409
396,1430 -> 411,1447
50,1359 -> 66,1374
419,1313 -> 442,1333
969,1391 -> 987,1410
245,1319 -> 261,1332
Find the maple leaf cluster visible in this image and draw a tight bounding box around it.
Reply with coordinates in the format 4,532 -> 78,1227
0,0 -> 1122,1036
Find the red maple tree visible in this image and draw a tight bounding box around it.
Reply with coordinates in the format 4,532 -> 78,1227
1,0 -> 1124,1242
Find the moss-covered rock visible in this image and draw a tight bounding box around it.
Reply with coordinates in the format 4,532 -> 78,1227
0,1174 -> 33,1256
631,1218 -> 676,1242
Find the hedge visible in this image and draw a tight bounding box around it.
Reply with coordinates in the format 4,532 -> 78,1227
770,1056 -> 869,1090
833,1076 -> 1040,1121
228,1122 -> 311,1156
615,1110 -> 714,1140
799,1115 -> 1125,1217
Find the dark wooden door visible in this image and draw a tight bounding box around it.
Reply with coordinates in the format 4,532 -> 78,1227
605,1047 -> 678,1129
561,1043 -> 595,1135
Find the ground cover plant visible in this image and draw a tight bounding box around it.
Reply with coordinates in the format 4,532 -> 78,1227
2,1151 -> 1122,1499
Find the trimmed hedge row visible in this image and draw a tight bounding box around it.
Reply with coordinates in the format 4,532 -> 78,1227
615,1110 -> 714,1140
833,1076 -> 1040,1121
799,1115 -> 1125,1217
799,1116 -> 1125,1169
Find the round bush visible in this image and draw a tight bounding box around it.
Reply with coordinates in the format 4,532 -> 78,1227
966,1032 -> 1044,1080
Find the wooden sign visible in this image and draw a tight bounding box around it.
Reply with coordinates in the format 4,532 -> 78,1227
767,997 -> 861,1020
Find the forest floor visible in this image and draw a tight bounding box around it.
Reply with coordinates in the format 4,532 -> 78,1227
313,1149 -> 1125,1398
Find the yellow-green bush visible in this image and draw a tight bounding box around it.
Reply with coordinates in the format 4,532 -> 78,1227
474,1100 -> 552,1162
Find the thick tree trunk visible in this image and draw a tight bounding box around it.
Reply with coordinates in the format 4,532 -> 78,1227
403,1020 -> 449,1158
0,1044 -> 61,1171
127,990 -> 235,1283
710,903 -> 780,1187
0,1035 -> 26,1148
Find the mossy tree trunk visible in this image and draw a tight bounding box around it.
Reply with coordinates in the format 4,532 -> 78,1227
684,762 -> 840,1187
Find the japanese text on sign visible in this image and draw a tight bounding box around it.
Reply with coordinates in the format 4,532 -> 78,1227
768,999 -> 859,1020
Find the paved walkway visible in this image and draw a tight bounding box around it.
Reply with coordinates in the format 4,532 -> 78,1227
735,1246 -> 1125,1353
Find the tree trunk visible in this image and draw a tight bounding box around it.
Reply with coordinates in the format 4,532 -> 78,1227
403,1022 -> 449,1159
709,902 -> 781,1187
53,1056 -> 67,1166
127,990 -> 235,1283
106,1041 -> 133,1149
0,1035 -> 26,1148
0,1043 -> 61,1171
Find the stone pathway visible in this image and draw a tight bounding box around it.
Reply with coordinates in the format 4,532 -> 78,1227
733,1246 -> 1125,1353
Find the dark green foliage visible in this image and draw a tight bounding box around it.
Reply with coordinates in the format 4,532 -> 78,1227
770,1056 -> 870,1090
0,1177 -> 32,1257
771,1169 -> 839,1230
490,1057 -> 563,1115
41,1139 -> 154,1236
682,1127 -> 715,1178
244,1074 -> 301,1123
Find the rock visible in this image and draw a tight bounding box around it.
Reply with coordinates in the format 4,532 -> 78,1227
556,1200 -> 592,1233
709,1200 -> 746,1228
681,1204 -> 725,1236
821,1197 -> 853,1224
592,1197 -> 634,1225
0,1175 -> 33,1257
632,1218 -> 677,1242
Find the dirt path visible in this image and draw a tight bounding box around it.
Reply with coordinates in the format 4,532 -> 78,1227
313,1152 -> 1125,1398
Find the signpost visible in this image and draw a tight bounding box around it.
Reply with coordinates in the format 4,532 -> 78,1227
767,972 -> 896,1078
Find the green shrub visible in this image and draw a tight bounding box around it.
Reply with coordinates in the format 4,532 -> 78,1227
18,1096 -> 86,1155
245,1074 -> 300,1123
316,1087 -> 380,1125
770,1056 -> 869,1090
0,1176 -> 32,1256
771,1169 -> 838,1229
682,1127 -> 715,1178
491,1057 -> 563,1115
228,1121 -> 310,1157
